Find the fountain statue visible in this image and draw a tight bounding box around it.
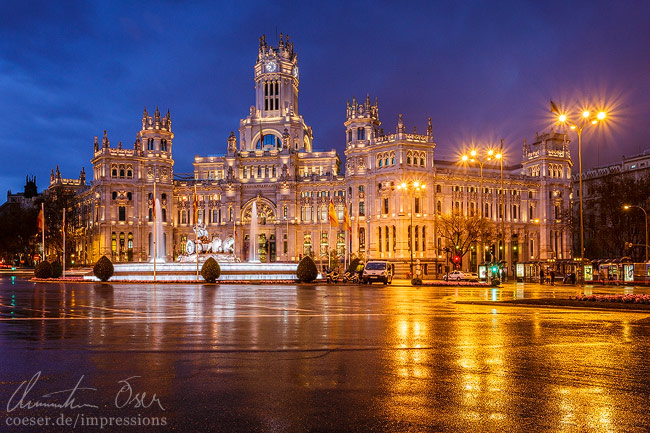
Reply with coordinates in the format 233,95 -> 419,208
150,198 -> 165,262
177,222 -> 237,263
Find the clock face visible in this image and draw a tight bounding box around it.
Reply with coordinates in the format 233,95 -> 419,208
265,61 -> 277,73
292,66 -> 299,78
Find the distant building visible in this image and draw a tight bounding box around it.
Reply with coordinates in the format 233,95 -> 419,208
51,34 -> 573,277
1,176 -> 39,212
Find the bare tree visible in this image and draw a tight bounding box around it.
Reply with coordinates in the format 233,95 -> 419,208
436,213 -> 495,262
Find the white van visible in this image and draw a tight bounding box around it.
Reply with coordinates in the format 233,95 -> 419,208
362,261 -> 393,284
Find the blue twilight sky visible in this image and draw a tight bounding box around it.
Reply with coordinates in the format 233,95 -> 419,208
1,0 -> 649,196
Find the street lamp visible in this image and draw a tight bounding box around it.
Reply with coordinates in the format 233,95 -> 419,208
623,205 -> 649,262
396,180 -> 426,276
553,102 -> 607,271
495,142 -> 504,263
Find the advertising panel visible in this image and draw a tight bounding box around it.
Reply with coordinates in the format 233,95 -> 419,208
584,265 -> 593,282
624,264 -> 634,282
516,263 -> 524,278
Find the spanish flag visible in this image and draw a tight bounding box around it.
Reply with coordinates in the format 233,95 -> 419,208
328,199 -> 338,226
37,205 -> 45,231
550,99 -> 561,115
343,203 -> 351,232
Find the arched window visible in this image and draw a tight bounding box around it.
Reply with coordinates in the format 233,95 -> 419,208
384,158 -> 389,166
256,134 -> 282,149
385,226 -> 389,252
359,227 -> 366,250
422,226 -> 426,251
161,139 -> 167,151
128,232 -> 133,250
437,200 -> 442,215
378,227 -> 382,253
148,138 -> 154,150
392,226 -> 396,251
359,202 -> 365,216
378,159 -> 383,168
391,156 -> 395,165
415,226 -> 419,251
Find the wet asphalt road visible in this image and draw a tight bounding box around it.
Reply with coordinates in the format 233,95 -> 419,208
2,276 -> 650,432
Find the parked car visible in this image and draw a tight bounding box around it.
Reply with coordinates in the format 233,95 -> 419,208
443,271 -> 479,282
362,261 -> 393,284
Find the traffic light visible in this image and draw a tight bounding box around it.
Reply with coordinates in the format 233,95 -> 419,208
453,255 -> 461,264
491,265 -> 498,273
489,244 -> 495,256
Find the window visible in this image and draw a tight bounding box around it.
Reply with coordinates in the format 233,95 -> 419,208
383,198 -> 389,214
436,184 -> 441,193
415,197 -> 420,214
422,226 -> 426,251
127,192 -> 132,201
385,226 -> 389,252
408,225 -> 412,251
437,201 -> 442,215
303,233 -> 312,257
256,134 -> 283,149
407,156 -> 411,165
391,156 -> 395,165
264,80 -> 280,111
357,128 -> 365,140
359,185 -> 365,193
283,233 -> 288,254
392,226 -> 396,251
378,227 -> 382,253
378,159 -> 383,168
359,227 -> 365,251
128,232 -> 133,250
415,226 -> 419,251
112,168 -> 117,177
161,139 -> 167,151
420,157 -> 425,166
112,191 -> 117,200
148,138 -> 154,150
111,232 -> 117,255
359,202 -> 365,216
347,130 -> 352,143
162,208 -> 167,222
258,166 -> 262,177
118,206 -> 126,221
119,168 -> 125,178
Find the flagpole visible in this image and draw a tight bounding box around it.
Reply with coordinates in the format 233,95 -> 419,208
320,209 -> 323,273
62,208 -> 66,278
153,181 -> 156,282
195,183 -> 199,282
41,202 -> 45,261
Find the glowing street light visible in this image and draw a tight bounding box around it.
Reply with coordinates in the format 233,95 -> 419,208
397,180 -> 426,276
551,100 -> 608,281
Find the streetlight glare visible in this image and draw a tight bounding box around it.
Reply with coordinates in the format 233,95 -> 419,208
597,111 -> 606,120
624,205 -> 630,209
400,182 -> 407,189
487,149 -> 494,156
495,153 -> 502,159
570,125 -> 576,130
591,120 -> 597,124
470,150 -> 477,157
582,110 -> 590,118
461,155 -> 468,161
413,181 -> 420,188
558,114 -> 567,122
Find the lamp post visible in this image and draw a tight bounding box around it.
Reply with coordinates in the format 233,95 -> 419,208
623,205 -> 649,262
461,146 -> 500,268
554,103 -> 607,272
495,142 -> 504,264
397,180 -> 426,277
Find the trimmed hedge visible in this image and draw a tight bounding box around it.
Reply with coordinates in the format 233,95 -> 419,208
297,256 -> 318,283
51,261 -> 63,278
34,261 -> 52,279
201,257 -> 221,283
93,256 -> 114,282
411,277 -> 423,286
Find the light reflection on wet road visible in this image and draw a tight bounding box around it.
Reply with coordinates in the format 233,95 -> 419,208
1,277 -> 650,432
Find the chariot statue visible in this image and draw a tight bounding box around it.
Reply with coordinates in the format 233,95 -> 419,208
181,223 -> 236,260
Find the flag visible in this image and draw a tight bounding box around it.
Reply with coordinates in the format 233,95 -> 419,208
37,206 -> 45,231
328,199 -> 338,226
192,185 -> 198,224
550,100 -> 561,115
343,203 -> 351,233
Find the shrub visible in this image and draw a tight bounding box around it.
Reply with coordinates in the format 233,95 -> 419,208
297,256 -> 318,283
347,258 -> 361,273
34,261 -> 52,279
411,277 -> 423,286
491,279 -> 501,286
93,256 -> 114,282
51,261 -> 63,278
201,257 -> 221,283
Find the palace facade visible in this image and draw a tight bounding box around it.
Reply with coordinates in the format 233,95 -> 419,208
58,35 -> 573,277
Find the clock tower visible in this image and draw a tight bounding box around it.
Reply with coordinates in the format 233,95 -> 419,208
254,33 -> 299,118
238,34 -> 312,152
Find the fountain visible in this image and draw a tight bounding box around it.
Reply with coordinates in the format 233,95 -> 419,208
249,201 -> 259,263
152,198 -> 165,262
85,198 -> 298,282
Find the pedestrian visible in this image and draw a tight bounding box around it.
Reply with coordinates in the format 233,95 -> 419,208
550,269 -> 555,285
539,268 -> 545,284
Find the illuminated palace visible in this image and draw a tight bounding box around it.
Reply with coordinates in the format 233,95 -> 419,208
61,35 -> 573,277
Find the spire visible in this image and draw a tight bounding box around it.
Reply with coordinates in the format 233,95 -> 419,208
365,94 -> 371,110
396,113 -> 405,134
50,168 -> 55,183
118,141 -> 122,149
102,130 -> 109,148
79,167 -> 86,185
154,106 -> 161,121
55,165 -> 61,181
426,117 -> 433,137
94,136 -> 99,152
279,32 -> 284,49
